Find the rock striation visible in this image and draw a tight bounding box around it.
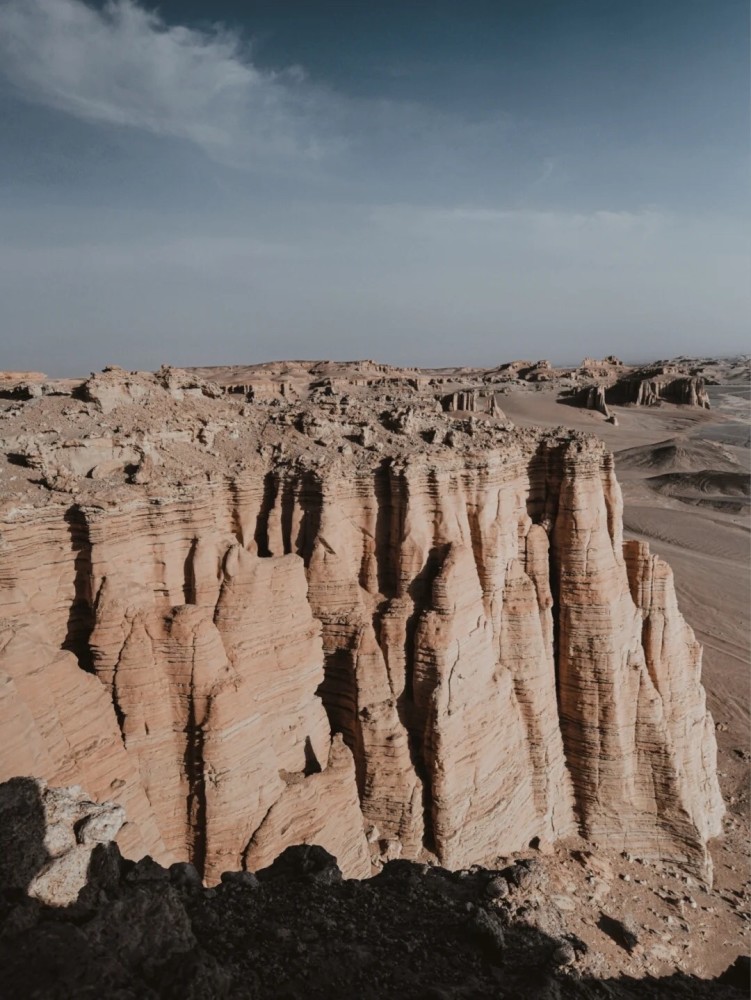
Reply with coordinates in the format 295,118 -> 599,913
0,366 -> 723,884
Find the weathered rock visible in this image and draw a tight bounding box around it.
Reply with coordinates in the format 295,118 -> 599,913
608,374 -> 711,409
469,906 -> 506,960
718,955 -> 751,990
552,447 -> 722,880
0,780 -> 743,998
441,388 -> 505,416
0,778 -> 124,906
0,366 -> 722,885
583,384 -> 611,418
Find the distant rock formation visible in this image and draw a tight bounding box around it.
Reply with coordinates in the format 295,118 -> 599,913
607,374 -> 710,409
575,370 -> 710,419
0,366 -> 723,885
441,388 -> 504,415
583,385 -> 610,417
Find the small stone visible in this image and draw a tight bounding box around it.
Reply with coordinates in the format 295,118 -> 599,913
220,870 -> 260,889
125,856 -> 169,883
169,862 -> 203,890
550,894 -> 576,912
552,941 -> 576,966
75,804 -> 126,846
598,913 -> 640,953
484,876 -> 509,900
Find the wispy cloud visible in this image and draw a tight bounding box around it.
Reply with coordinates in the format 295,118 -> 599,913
0,0 -> 518,179
369,204 -> 667,239
0,0 -> 342,164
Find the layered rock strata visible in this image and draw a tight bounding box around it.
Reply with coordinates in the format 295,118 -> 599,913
0,370 -> 723,882
607,375 -> 711,409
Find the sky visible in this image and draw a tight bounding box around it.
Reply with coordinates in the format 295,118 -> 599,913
0,0 -> 748,374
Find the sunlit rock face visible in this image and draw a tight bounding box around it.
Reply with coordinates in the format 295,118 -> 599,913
0,368 -> 723,882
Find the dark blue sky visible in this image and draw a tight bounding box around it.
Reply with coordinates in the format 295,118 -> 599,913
0,0 -> 748,372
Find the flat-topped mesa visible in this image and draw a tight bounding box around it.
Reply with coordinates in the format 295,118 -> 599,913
0,369 -> 723,883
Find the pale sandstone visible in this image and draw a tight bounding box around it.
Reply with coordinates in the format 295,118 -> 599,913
0,366 -> 724,883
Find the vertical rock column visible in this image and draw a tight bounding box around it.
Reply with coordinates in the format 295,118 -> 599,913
552,442 -> 721,879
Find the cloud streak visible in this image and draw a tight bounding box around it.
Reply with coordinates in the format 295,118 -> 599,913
0,0 -> 517,180
0,0 -> 340,163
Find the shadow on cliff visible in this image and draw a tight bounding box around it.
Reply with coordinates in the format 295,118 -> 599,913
0,785 -> 747,1000
555,389 -> 589,408
63,504 -> 94,672
0,777 -> 49,896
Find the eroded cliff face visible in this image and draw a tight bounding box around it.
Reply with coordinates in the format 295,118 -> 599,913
0,369 -> 723,882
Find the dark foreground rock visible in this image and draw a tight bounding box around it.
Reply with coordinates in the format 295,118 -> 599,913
0,843 -> 746,999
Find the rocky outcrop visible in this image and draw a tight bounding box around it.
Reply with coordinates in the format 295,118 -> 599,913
0,778 -> 125,905
551,449 -> 722,877
441,389 -> 504,415
0,782 -> 745,998
574,374 -> 710,418
607,375 -> 711,409
581,384 -> 616,422
0,371 -> 723,884
83,529 -> 370,882
80,365 -> 223,413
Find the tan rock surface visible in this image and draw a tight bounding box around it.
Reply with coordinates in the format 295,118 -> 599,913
0,362 -> 726,885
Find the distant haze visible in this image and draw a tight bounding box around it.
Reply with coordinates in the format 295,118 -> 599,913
0,0 -> 748,375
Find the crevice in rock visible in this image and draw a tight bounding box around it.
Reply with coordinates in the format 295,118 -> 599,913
182,628 -> 207,879
303,735 -> 322,776
294,470 -> 323,565
62,504 -> 94,673
228,477 -> 247,548
183,537 -> 198,605
373,462 -> 399,599
184,695 -> 207,880
315,647 -> 361,784
109,624 -> 129,741
280,476 -> 296,555
253,472 -> 276,557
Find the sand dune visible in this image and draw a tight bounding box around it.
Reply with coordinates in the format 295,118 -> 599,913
645,469 -> 750,513
615,437 -> 742,474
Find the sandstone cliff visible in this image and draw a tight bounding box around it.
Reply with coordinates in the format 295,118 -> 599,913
0,368 -> 723,882
607,374 -> 711,409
